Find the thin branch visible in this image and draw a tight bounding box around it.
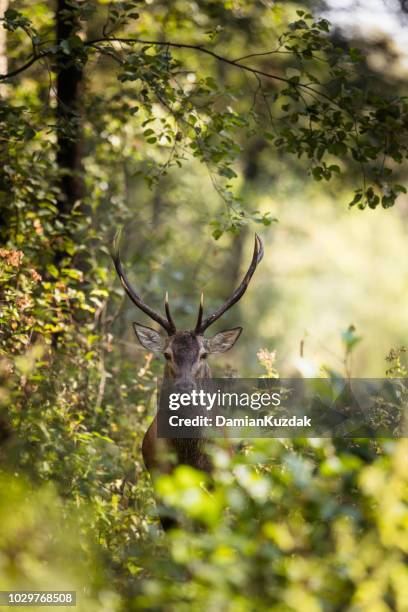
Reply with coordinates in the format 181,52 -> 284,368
0,52 -> 47,80
250,73 -> 263,116
261,89 -> 275,128
85,37 -> 338,107
234,49 -> 327,64
87,42 -> 124,65
0,35 -> 349,115
150,83 -> 232,209
0,34 -> 366,171
233,48 -> 283,62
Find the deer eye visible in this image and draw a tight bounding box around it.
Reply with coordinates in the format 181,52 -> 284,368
200,352 -> 208,359
164,352 -> 171,360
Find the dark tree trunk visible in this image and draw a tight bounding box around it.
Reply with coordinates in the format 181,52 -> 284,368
228,139 -> 266,291
0,0 -> 8,99
0,0 -> 9,243
52,2 -> 87,347
55,0 -> 84,222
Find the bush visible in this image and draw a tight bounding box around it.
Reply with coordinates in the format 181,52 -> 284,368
130,439 -> 408,611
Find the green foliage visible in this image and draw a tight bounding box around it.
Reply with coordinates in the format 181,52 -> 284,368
1,2 -> 408,610
130,439 -> 408,611
386,347 -> 408,377
0,474 -> 118,611
3,1 -> 408,240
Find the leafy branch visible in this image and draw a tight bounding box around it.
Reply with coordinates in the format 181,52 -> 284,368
2,8 -> 408,214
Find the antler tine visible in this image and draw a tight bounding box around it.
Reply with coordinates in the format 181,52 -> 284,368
164,291 -> 176,332
196,234 -> 264,334
111,231 -> 176,335
194,292 -> 204,333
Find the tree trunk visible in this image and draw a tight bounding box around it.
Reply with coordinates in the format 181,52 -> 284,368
228,139 -> 266,292
55,0 -> 84,222
0,0 -> 9,242
51,2 -> 86,347
0,0 -> 8,98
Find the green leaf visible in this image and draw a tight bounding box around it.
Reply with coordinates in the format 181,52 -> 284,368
341,325 -> 362,353
218,166 -> 238,179
349,191 -> 363,207
5,8 -> 19,20
46,264 -> 59,278
312,166 -> 323,181
68,34 -> 83,50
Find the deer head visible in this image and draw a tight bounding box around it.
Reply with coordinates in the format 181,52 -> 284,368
112,234 -> 264,389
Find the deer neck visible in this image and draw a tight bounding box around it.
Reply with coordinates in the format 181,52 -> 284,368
162,361 -> 212,474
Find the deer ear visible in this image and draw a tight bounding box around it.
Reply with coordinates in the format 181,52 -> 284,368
133,323 -> 166,352
206,327 -> 242,354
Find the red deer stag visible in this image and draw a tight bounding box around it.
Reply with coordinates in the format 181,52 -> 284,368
112,234 -> 264,479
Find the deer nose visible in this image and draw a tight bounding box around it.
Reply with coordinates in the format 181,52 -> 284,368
174,379 -> 194,393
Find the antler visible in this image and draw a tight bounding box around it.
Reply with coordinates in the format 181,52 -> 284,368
111,231 -> 176,335
195,234 -> 264,334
